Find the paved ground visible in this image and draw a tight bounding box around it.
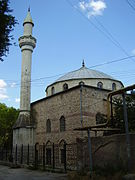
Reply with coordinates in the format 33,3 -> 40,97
0,165 -> 67,180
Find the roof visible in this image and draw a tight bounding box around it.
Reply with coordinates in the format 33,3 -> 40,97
32,84 -> 110,105
23,8 -> 34,26
55,65 -> 116,83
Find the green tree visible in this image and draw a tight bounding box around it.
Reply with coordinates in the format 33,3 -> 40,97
0,0 -> 17,61
113,94 -> 135,133
0,103 -> 19,146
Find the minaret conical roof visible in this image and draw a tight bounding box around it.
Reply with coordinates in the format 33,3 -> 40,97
23,8 -> 34,26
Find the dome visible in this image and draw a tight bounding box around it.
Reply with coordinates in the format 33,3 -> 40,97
55,65 -> 115,83
46,62 -> 123,97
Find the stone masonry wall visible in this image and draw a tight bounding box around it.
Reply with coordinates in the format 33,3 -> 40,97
31,85 -> 109,145
76,133 -> 135,171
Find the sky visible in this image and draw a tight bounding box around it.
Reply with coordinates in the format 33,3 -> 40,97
0,0 -> 135,108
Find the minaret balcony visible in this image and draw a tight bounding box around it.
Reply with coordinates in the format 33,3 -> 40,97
19,35 -> 36,49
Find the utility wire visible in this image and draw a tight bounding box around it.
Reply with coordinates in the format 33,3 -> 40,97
88,55 -> 135,68
91,16 -> 134,60
126,0 -> 135,11
5,68 -> 135,83
65,0 -> 123,48
67,0 -> 135,62
2,55 -> 135,87
78,0 -> 128,54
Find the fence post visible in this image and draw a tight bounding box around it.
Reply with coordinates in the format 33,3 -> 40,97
87,128 -> 93,177
122,93 -> 131,172
43,143 -> 45,170
9,145 -> 13,162
15,144 -> 17,165
1,147 -> 3,160
35,144 -> 37,169
64,142 -> 67,172
5,145 -> 7,161
35,143 -> 38,169
27,144 -> 29,165
52,143 -> 55,169
21,144 -> 23,164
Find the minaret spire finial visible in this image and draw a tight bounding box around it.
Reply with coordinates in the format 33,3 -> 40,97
28,6 -> 30,12
82,59 -> 85,67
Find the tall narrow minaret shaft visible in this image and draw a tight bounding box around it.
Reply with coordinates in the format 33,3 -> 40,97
19,9 -> 36,113
13,9 -> 36,146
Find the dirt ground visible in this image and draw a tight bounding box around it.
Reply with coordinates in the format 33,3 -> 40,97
0,165 -> 67,180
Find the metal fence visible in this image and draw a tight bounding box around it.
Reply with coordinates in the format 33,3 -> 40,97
0,143 -> 77,171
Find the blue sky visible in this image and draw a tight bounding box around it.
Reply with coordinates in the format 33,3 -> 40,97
0,0 -> 135,108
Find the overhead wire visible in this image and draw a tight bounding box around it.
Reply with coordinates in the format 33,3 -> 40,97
126,0 -> 135,11
2,1 -> 135,87
75,0 -> 135,62
3,55 -> 135,88
88,55 -> 135,68
65,0 -> 125,50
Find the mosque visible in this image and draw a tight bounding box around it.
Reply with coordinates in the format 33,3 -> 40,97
13,9 -> 124,163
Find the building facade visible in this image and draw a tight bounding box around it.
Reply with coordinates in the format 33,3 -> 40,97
13,10 -> 124,168
31,63 -> 123,146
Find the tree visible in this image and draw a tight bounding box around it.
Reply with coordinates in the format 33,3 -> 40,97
0,0 -> 17,61
0,103 -> 19,146
113,94 -> 135,133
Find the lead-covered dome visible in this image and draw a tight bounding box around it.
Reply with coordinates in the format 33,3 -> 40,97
46,62 -> 123,97
56,66 -> 114,82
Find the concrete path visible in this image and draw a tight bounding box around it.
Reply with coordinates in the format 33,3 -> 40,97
0,165 -> 67,180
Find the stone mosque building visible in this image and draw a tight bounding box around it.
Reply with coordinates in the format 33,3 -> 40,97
13,10 -> 123,152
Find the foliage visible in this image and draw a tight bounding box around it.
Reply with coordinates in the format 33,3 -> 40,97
0,103 -> 19,146
0,0 -> 17,61
113,94 -> 135,132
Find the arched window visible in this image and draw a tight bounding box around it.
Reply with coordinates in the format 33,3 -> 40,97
112,83 -> 116,91
60,116 -> 65,132
59,140 -> 66,163
46,141 -> 52,165
46,119 -> 51,133
97,82 -> 103,89
79,81 -> 85,86
63,83 -> 68,90
51,86 -> 55,95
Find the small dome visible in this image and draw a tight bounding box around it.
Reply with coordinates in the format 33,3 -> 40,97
55,66 -> 115,83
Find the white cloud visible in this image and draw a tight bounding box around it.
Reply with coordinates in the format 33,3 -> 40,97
0,79 -> 7,88
15,98 -> 20,103
0,94 -> 8,100
79,0 -> 106,18
0,79 -> 8,100
79,1 -> 86,11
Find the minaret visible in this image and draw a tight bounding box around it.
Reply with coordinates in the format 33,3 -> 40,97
13,8 -> 36,146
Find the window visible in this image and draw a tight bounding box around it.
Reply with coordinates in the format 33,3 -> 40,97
46,148 -> 51,165
60,116 -> 65,132
63,83 -> 68,90
51,86 -> 55,95
112,83 -> 116,91
59,140 -> 66,164
46,119 -> 51,133
97,82 -> 103,89
79,81 -> 85,86
60,149 -> 65,163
